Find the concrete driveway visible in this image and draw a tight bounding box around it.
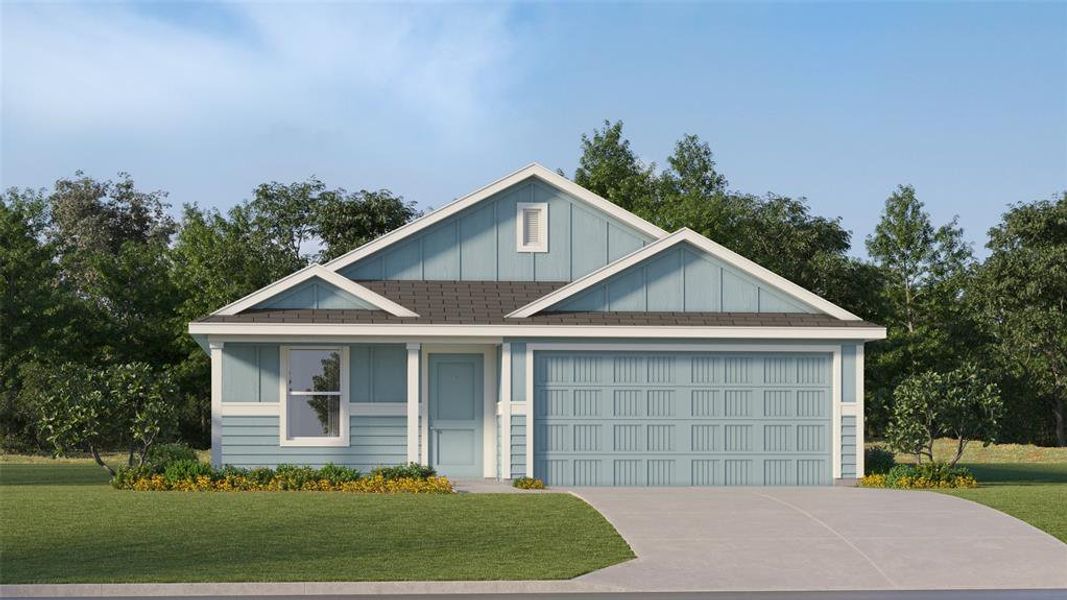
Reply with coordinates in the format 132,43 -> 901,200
570,487 -> 1067,592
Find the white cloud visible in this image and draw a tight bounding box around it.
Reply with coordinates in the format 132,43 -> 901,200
1,3 -> 517,139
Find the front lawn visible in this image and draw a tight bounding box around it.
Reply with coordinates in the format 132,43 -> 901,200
878,439 -> 1067,545
0,462 -> 634,584
939,463 -> 1067,544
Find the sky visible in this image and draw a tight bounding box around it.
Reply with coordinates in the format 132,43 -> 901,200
2,1 -> 1065,259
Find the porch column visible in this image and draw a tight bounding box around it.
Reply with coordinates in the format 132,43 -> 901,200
406,343 -> 421,463
209,340 -> 224,467
499,343 -> 512,479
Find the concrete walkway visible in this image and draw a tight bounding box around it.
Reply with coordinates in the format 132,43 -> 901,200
569,487 -> 1067,592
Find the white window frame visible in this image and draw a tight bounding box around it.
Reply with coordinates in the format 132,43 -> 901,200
516,202 -> 548,253
279,345 -> 350,447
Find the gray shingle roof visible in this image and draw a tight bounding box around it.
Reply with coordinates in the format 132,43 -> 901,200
197,280 -> 879,328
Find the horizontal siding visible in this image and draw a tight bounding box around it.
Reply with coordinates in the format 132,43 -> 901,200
841,415 -> 857,478
511,415 -> 527,478
220,415 -> 406,470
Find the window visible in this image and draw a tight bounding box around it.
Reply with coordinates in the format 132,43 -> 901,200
516,202 -> 548,252
280,347 -> 349,446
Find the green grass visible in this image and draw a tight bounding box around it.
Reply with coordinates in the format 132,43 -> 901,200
939,462 -> 1067,544
869,440 -> 1067,544
884,437 -> 1067,464
0,463 -> 634,584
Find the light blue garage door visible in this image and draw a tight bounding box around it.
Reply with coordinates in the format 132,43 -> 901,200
533,351 -> 833,486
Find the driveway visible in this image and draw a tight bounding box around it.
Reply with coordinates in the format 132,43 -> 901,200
569,487 -> 1067,592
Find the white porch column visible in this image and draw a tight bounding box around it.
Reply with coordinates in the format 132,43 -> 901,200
499,343 -> 512,479
525,346 -> 535,479
209,340 -> 224,467
406,343 -> 421,463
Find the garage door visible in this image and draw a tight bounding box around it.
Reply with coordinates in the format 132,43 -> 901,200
533,351 -> 833,486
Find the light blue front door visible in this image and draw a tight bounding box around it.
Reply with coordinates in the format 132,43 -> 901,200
429,353 -> 484,478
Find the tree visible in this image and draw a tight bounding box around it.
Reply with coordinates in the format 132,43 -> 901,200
249,178 -> 329,272
574,120 -> 658,215
26,362 -> 177,476
975,194 -> 1067,446
886,363 -> 1002,465
315,189 -> 418,262
0,191 -> 80,450
865,185 -> 979,434
573,120 -> 883,321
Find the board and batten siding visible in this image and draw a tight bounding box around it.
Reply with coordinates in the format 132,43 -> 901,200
221,343 -> 407,404
549,243 -> 818,314
251,277 -> 378,310
221,415 -> 406,469
338,179 -> 655,283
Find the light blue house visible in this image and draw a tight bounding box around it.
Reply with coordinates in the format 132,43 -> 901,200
190,164 -> 885,486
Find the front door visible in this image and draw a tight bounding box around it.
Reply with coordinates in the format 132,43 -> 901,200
428,353 -> 484,478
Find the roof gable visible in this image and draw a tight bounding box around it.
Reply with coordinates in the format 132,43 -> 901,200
251,278 -> 378,311
507,229 -> 862,321
324,163 -> 668,280
211,265 -> 418,318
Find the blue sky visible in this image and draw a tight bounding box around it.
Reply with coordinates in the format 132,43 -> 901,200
2,2 -> 1064,258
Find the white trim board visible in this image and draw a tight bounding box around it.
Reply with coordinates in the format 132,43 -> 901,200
192,322 -> 887,341
419,344 -> 498,479
507,228 -> 863,321
523,342 -> 846,484
211,264 -> 418,318
219,402 -> 405,417
321,163 -> 668,273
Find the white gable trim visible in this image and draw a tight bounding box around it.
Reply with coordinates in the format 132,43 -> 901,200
211,264 -> 419,318
505,228 -> 863,321
320,163 -> 668,273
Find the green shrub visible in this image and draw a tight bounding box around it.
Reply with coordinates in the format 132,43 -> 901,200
371,463 -> 436,481
318,463 -> 362,484
162,459 -> 215,483
872,462 -> 977,489
513,477 -> 545,490
273,465 -> 319,489
145,442 -> 198,471
111,464 -> 154,489
865,445 -> 896,475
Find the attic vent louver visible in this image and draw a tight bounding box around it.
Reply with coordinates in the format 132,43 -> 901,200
516,202 -> 548,252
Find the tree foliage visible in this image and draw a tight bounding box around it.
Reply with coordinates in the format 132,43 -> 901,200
26,362 -> 177,475
864,186 -> 979,434
885,363 -> 1003,465
974,194 -> 1067,445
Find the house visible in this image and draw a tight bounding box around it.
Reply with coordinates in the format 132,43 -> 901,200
188,164 -> 886,486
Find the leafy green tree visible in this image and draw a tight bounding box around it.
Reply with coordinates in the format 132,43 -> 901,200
865,185 -> 978,434
249,178 -> 329,272
0,192 -> 82,450
573,120 -> 883,321
26,362 -> 177,475
574,120 -> 658,215
975,194 -> 1067,446
315,189 -> 418,262
886,363 -> 1002,465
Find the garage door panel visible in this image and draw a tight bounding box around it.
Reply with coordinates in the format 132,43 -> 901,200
534,351 -> 833,487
